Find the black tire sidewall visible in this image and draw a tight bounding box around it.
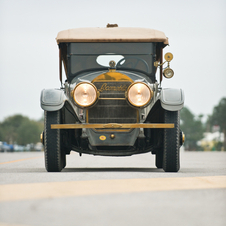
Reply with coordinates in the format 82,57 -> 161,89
163,110 -> 180,172
44,110 -> 64,172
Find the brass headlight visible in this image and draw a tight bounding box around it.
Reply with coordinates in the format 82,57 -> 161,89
73,82 -> 97,107
163,68 -> 174,79
127,82 -> 153,107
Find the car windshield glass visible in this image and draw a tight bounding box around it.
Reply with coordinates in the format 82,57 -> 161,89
69,43 -> 155,75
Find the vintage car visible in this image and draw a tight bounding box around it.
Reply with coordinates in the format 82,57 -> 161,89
40,24 -> 185,172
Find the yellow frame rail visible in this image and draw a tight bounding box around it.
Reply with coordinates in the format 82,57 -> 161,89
51,123 -> 174,129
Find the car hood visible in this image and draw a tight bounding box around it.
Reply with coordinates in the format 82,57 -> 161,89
71,69 -> 152,84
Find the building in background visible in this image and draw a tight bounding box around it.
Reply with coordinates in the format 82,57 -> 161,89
197,131 -> 224,151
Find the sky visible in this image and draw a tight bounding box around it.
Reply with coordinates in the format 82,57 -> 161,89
0,0 -> 226,122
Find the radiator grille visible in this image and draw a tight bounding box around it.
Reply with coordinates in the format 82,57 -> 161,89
88,81 -> 138,123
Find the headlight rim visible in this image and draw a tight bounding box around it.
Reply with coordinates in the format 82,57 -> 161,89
126,82 -> 153,107
72,82 -> 98,108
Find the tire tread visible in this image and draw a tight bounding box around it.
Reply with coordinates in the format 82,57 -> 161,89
163,110 -> 180,172
44,111 -> 62,172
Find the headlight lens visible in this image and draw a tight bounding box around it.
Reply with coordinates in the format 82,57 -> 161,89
163,68 -> 174,78
127,82 -> 152,107
73,82 -> 97,107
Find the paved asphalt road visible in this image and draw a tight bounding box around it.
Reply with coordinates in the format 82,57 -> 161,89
0,150 -> 226,226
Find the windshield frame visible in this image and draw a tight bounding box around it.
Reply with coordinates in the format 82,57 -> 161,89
67,42 -> 157,82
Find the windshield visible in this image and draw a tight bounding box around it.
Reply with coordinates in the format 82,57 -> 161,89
68,43 -> 155,76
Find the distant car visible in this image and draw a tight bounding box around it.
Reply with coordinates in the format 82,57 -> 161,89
40,24 -> 185,172
0,141 -> 3,152
13,144 -> 25,152
34,142 -> 43,152
0,141 -> 13,152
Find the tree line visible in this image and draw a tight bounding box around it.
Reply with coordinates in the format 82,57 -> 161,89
0,115 -> 43,145
0,97 -> 225,150
181,97 -> 226,151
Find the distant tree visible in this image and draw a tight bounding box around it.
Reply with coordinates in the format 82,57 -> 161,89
0,127 -> 3,141
180,107 -> 204,150
208,97 -> 226,149
17,120 -> 42,145
0,114 -> 44,145
0,115 -> 27,144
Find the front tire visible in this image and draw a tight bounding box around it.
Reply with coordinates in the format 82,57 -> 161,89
44,110 -> 65,172
163,110 -> 180,172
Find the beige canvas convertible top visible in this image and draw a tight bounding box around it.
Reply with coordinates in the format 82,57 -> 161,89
56,27 -> 169,45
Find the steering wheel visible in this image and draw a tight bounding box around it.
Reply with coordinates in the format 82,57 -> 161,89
116,56 -> 149,73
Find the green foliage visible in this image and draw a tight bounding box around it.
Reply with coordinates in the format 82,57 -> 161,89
208,98 -> 226,132
180,107 -> 204,150
208,97 -> 226,149
0,115 -> 44,145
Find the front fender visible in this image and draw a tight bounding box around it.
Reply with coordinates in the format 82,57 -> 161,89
40,89 -> 66,111
160,88 -> 184,111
